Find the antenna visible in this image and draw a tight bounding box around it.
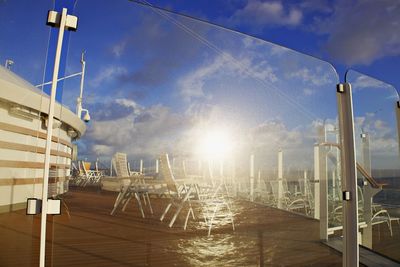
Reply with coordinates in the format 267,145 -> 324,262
4,59 -> 14,69
76,50 -> 89,122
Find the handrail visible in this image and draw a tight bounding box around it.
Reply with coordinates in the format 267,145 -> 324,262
318,142 -> 386,189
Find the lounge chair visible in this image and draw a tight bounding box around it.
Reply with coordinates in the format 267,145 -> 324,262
159,154 -> 235,235
110,152 -> 153,218
269,179 -> 309,213
80,161 -> 102,186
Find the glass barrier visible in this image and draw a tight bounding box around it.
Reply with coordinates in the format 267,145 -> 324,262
2,0 -> 345,266
0,0 -> 53,266
346,70 -> 400,261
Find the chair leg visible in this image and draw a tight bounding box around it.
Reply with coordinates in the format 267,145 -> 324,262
208,203 -> 220,236
110,192 -> 124,215
169,202 -> 185,228
146,193 -> 153,215
160,203 -> 172,221
169,189 -> 192,228
184,208 -> 192,230
134,192 -> 145,218
226,201 -> 235,231
122,194 -> 132,212
142,194 -> 147,206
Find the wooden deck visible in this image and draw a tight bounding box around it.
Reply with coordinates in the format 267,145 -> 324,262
0,187 -> 396,266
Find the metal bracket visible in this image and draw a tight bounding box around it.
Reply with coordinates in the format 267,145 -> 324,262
47,10 -> 78,31
26,198 -> 61,215
27,198 -> 42,215
337,84 -> 345,93
343,191 -> 351,201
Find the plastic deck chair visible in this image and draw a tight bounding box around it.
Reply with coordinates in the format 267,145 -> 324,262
81,161 -> 102,186
110,152 -> 153,218
159,154 -> 196,229
269,179 -> 309,213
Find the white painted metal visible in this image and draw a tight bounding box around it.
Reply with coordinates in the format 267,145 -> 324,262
0,67 -> 86,136
76,52 -> 86,118
313,145 -> 320,219
277,150 -> 283,209
40,8 -> 74,267
156,159 -> 159,174
249,154 -> 254,202
396,101 -> 400,154
361,133 -> 373,248
319,143 -> 328,241
35,71 -> 82,87
337,83 -> 359,267
140,159 -> 143,174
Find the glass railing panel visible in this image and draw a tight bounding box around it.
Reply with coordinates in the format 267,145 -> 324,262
0,0 -> 53,266
346,69 -> 400,261
50,1 -> 341,266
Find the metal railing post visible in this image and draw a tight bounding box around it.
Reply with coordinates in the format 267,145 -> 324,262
337,83 -> 359,267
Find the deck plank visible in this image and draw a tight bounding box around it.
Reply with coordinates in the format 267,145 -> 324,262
0,187 -> 395,266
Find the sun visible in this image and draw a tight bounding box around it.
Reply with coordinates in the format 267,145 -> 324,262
196,128 -> 234,160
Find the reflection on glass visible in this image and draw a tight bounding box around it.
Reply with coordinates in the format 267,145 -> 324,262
0,0 -> 350,266
0,0 -> 53,266
346,70 -> 400,261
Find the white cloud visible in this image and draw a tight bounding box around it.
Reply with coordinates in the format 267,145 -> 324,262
354,113 -> 398,156
228,0 -> 303,28
303,88 -> 314,95
288,67 -> 331,86
111,41 -> 127,58
90,65 -> 127,87
270,45 -> 290,56
315,0 -> 400,65
351,75 -> 393,91
83,101 -> 192,158
178,53 -> 277,102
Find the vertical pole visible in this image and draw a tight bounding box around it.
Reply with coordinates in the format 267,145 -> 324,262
277,149 -> 283,209
319,144 -> 328,241
110,158 -> 113,176
155,159 -> 159,174
332,169 -> 336,202
250,154 -> 254,202
396,101 -> 400,155
232,157 -> 237,196
76,52 -> 85,118
313,145 -> 320,219
40,8 -> 68,267
337,83 -> 359,267
361,133 -> 373,248
303,170 -> 307,195
140,159 -> 143,174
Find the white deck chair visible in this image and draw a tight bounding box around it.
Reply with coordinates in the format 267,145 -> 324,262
70,162 -> 83,186
159,154 -> 235,235
110,153 -> 153,218
270,179 -> 309,213
159,154 -> 196,229
201,160 -> 235,235
81,161 -> 102,186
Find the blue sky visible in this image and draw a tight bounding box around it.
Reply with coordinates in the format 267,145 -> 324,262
0,0 -> 399,171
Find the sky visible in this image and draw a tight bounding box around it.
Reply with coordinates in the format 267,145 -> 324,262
0,0 -> 399,173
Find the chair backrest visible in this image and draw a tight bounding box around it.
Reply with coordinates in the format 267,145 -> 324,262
159,154 -> 179,193
269,180 -> 279,199
80,161 -> 91,175
112,152 -> 130,177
